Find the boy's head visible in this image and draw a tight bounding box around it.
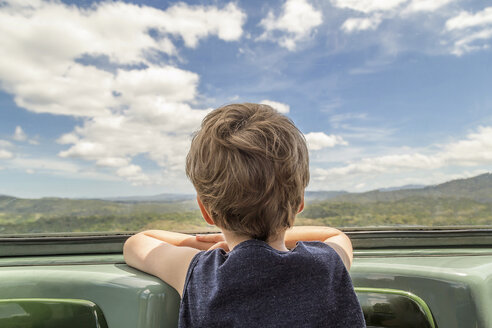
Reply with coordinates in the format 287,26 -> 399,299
186,103 -> 309,241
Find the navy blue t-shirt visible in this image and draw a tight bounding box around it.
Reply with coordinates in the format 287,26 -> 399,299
179,239 -> 366,327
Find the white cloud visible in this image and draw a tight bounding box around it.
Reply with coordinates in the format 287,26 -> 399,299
114,67 -> 199,104
260,100 -> 290,113
57,134 -> 79,145
116,164 -> 149,185
5,156 -> 119,181
10,157 -> 80,174
258,0 -> 322,50
336,0 -> 457,34
354,182 -> 366,190
331,0 -> 407,14
445,7 -> 492,56
0,140 -> 13,148
160,3 -> 246,47
450,29 -> 492,56
0,150 -> 13,159
13,126 -> 27,141
446,7 -> 492,31
404,0 -> 455,13
441,126 -> 492,165
305,132 -> 348,151
57,102 -> 209,176
0,140 -> 14,159
1,0 -> 245,63
0,0 -> 246,184
51,67 -> 208,173
342,15 -> 382,33
96,157 -> 130,168
0,1 -> 246,117
310,126 -> 492,189
309,167 -> 487,192
316,153 -> 441,177
117,164 -> 143,177
28,138 -> 39,145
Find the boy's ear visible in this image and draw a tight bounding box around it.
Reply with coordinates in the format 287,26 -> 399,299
298,196 -> 305,213
197,195 -> 215,226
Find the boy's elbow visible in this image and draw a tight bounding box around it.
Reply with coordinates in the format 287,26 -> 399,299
123,233 -> 144,267
324,232 -> 354,270
124,231 -> 152,252
344,234 -> 354,270
123,235 -> 135,263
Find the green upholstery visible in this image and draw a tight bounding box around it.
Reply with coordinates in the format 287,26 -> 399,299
0,298 -> 108,328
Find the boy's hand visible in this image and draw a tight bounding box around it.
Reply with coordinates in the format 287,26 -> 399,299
196,233 -> 230,252
141,230 -> 214,250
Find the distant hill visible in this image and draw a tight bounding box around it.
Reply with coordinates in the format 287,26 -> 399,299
101,193 -> 196,203
1,173 -> 491,233
296,173 -> 492,227
432,173 -> 492,202
304,191 -> 347,203
333,173 -> 492,204
0,196 -> 197,222
0,195 -> 202,234
378,184 -> 426,192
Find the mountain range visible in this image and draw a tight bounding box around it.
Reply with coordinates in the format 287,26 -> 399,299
2,172 -> 492,205
1,172 -> 491,233
331,173 -> 492,204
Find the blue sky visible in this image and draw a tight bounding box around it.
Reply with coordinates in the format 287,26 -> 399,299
0,0 -> 491,198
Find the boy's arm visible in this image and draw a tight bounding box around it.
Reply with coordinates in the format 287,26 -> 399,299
284,226 -> 353,269
123,230 -> 215,297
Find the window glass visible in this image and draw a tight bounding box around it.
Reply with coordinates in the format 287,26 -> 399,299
1,0 -> 491,234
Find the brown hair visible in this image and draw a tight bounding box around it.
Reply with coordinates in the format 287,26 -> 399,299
186,103 -> 309,241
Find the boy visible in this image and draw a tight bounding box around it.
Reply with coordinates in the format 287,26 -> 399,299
124,103 -> 366,327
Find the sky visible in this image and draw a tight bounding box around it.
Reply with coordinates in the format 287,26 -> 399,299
0,0 -> 491,198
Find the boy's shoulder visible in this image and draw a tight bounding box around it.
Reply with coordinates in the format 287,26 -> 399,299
188,240 -> 347,278
297,240 -> 351,269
